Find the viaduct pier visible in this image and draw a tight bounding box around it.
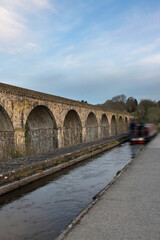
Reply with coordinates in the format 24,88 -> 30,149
0,83 -> 131,161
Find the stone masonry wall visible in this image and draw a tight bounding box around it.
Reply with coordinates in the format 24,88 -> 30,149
0,83 -> 132,160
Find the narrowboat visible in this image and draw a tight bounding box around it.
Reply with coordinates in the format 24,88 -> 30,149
130,123 -> 157,144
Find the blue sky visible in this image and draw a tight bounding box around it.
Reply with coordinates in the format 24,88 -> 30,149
0,0 -> 160,104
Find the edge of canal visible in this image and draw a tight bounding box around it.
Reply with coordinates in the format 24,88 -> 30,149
0,135 -> 129,196
56,141 -> 147,240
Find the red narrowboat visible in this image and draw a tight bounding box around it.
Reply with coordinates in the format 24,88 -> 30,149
130,123 -> 157,144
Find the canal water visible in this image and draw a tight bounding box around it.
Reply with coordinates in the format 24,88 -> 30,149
0,142 -> 144,240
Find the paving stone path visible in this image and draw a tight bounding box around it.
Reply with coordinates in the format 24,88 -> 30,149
60,134 -> 160,240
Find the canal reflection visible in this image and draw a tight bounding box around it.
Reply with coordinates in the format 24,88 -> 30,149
0,142 -> 144,240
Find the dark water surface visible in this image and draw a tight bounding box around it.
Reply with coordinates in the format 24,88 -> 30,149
0,142 -> 144,240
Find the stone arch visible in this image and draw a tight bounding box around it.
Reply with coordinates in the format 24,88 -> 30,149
101,114 -> 109,138
86,112 -> 98,142
118,116 -> 123,134
63,110 -> 82,147
111,115 -> 117,136
125,117 -> 129,132
25,105 -> 58,154
0,105 -> 14,160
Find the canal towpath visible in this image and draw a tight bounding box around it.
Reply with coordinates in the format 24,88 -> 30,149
58,133 -> 160,240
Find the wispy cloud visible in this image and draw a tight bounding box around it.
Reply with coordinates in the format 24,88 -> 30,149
0,0 -> 55,53
1,0 -> 54,13
0,0 -> 160,102
131,39 -> 160,55
0,7 -> 26,43
137,52 -> 160,65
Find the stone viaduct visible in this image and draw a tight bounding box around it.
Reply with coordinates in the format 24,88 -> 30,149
0,83 -> 131,161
